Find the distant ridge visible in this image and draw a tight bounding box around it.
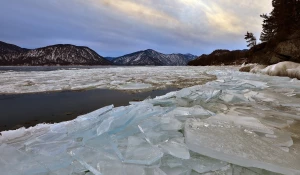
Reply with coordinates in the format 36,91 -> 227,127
188,49 -> 248,66
112,49 -> 197,66
0,41 -> 111,66
0,41 -> 197,66
0,41 -> 29,54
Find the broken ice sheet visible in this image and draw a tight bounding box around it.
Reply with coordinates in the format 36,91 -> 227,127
160,165 -> 191,175
219,90 -> 249,103
0,144 -> 52,175
137,117 -> 183,145
97,160 -> 146,175
197,164 -> 282,175
164,106 -> 212,121
260,117 -> 291,129
208,113 -> 274,135
69,144 -> 119,175
97,103 -> 168,136
160,117 -> 183,131
25,140 -> 77,157
118,82 -> 152,90
159,137 -> 190,160
123,136 -> 163,165
183,151 -> 228,174
185,118 -> 300,175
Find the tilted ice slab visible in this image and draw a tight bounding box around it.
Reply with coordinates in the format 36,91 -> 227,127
2,67 -> 300,174
0,66 -> 217,94
185,118 -> 300,175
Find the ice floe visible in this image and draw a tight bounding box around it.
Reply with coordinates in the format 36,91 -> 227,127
0,66 -> 216,94
1,67 -> 300,174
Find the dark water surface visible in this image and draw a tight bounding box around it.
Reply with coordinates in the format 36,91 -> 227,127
0,65 -> 116,72
0,88 -> 178,131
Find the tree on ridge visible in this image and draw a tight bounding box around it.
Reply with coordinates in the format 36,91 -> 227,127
245,32 -> 257,48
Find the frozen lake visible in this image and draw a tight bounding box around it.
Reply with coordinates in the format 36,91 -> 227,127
1,66 -> 300,175
0,66 -> 217,94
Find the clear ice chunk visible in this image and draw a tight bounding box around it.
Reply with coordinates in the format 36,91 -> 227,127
160,166 -> 191,175
160,117 -> 183,131
183,152 -> 228,174
124,136 -> 163,165
159,137 -> 190,160
208,114 -> 274,134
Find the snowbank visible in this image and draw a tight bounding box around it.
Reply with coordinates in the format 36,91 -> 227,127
240,61 -> 300,79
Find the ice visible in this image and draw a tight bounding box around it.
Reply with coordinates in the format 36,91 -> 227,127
208,114 -> 274,134
124,136 -> 163,165
261,130 -> 294,148
0,66 -> 216,94
2,66 -> 300,174
159,137 -> 190,159
145,168 -> 168,175
260,117 -> 291,129
97,160 -> 147,175
160,117 -> 183,131
160,166 -> 191,175
185,118 -> 300,175
183,152 -> 228,174
118,82 -> 152,90
219,90 -> 249,103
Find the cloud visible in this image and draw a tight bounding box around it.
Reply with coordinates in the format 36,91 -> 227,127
94,0 -> 181,28
0,0 -> 273,56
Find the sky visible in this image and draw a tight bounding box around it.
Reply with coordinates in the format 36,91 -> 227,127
0,0 -> 273,57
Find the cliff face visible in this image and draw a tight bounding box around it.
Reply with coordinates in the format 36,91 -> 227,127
249,30 -> 300,65
275,37 -> 300,62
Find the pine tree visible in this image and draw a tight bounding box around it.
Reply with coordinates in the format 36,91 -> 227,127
260,14 -> 276,42
245,32 -> 257,48
260,0 -> 300,41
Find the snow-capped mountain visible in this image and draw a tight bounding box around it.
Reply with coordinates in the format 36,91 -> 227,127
0,41 -> 29,54
0,42 -> 111,66
113,49 -> 197,66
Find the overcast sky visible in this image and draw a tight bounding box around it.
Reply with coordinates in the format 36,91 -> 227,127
0,0 -> 272,57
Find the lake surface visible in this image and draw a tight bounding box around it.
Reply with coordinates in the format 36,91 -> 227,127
0,65 -> 116,72
0,88 -> 178,131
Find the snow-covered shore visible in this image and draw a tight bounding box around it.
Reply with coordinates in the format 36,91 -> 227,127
240,61 -> 300,80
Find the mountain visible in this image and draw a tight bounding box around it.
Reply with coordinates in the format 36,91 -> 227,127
0,42 -> 111,66
0,41 -> 29,54
104,57 -> 116,61
113,49 -> 197,66
188,49 -> 248,66
182,53 -> 198,62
